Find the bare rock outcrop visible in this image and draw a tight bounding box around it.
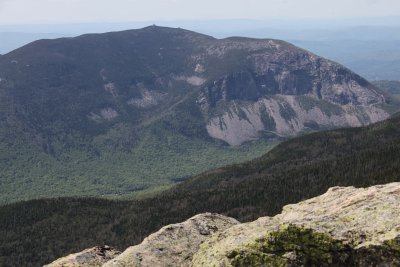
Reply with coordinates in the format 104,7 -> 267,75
192,183 -> 400,266
45,183 -> 400,267
103,213 -> 239,267
43,213 -> 238,267
44,246 -> 121,267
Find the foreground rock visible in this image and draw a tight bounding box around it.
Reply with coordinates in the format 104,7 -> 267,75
103,213 -> 239,267
46,183 -> 400,266
44,246 -> 120,267
192,183 -> 400,266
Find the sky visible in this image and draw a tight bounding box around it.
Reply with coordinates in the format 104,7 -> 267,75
0,0 -> 400,25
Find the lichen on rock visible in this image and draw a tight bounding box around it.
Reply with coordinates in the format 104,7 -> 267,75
192,183 -> 400,266
103,213 -> 239,267
46,183 -> 400,267
227,225 -> 351,267
44,246 -> 121,267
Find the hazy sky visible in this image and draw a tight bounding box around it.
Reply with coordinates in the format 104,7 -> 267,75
0,0 -> 400,25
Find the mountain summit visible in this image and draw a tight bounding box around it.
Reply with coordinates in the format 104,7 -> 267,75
0,26 -> 394,202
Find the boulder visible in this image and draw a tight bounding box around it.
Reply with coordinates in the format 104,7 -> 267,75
44,246 -> 120,267
192,183 -> 400,266
104,213 -> 239,267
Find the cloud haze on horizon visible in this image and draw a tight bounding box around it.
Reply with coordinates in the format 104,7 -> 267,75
0,0 -> 400,25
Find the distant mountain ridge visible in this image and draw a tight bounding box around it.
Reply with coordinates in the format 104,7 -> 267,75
0,26 -> 396,202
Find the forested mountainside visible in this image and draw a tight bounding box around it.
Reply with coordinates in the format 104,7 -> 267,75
0,26 -> 396,203
1,114 -> 399,266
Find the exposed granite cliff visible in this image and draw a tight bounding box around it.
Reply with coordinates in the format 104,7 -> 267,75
195,37 -> 389,145
46,182 -> 400,266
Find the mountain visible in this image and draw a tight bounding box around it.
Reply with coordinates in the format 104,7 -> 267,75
45,183 -> 400,267
292,39 -> 400,81
2,22 -> 400,81
0,26 -> 395,203
0,32 -> 69,55
1,114 -> 400,266
373,80 -> 400,101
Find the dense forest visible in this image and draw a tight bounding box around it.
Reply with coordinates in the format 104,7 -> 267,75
1,115 -> 400,266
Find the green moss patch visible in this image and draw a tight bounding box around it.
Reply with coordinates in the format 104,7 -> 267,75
229,225 -> 350,267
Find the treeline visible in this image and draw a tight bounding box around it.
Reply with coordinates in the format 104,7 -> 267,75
1,116 -> 400,266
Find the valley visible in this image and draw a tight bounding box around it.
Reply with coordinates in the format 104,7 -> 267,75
1,113 -> 400,266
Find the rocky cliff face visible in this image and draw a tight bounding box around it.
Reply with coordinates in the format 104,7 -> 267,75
204,94 -> 387,145
47,182 -> 400,266
195,38 -> 389,145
